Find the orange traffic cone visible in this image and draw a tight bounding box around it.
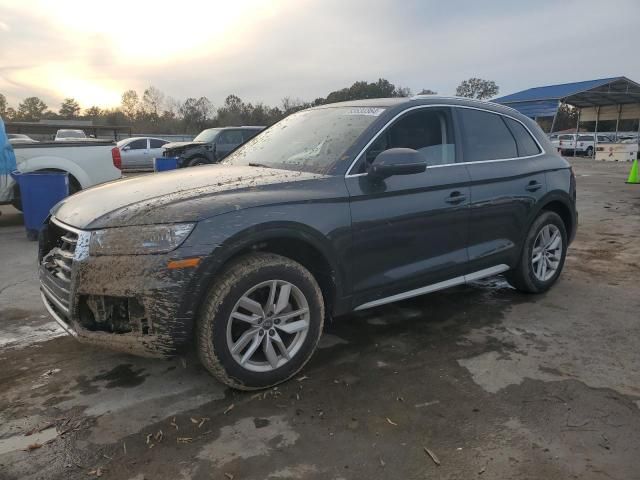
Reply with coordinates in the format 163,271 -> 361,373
626,159 -> 639,184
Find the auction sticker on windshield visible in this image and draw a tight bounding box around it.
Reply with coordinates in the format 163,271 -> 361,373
346,107 -> 385,116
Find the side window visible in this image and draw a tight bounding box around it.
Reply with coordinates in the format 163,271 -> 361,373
457,108 -> 517,162
150,139 -> 168,148
504,117 -> 541,157
242,129 -> 261,141
597,135 -> 610,142
217,130 -> 244,144
360,108 -> 455,172
127,139 -> 148,150
578,135 -> 594,142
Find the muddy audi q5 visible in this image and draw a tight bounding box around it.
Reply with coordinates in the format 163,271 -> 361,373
39,96 -> 577,390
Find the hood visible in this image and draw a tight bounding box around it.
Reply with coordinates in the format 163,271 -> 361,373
162,141 -> 205,151
51,165 -> 327,229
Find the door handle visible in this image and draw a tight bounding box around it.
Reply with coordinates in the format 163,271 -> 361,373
525,181 -> 542,192
445,191 -> 467,204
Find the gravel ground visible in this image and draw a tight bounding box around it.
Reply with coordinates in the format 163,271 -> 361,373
0,159 -> 638,480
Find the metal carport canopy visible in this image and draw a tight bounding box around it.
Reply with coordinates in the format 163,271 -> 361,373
493,76 -> 640,120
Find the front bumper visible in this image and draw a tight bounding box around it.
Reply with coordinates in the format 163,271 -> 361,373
39,218 -> 198,357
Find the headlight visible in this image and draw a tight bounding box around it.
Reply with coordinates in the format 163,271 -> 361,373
89,223 -> 195,256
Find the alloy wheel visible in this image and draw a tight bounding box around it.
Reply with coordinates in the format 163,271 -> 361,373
531,224 -> 563,282
226,280 -> 310,372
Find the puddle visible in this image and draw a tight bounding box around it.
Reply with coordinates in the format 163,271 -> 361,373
0,427 -> 58,455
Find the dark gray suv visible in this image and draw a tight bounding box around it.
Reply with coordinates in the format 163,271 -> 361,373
163,126 -> 265,168
39,96 -> 577,390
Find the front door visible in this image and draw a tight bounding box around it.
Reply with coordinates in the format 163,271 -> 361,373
346,107 -> 471,310
216,130 -> 244,159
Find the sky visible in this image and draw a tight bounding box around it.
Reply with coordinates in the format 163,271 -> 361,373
1,0 -> 639,111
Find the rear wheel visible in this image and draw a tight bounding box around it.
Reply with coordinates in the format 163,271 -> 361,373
197,253 -> 324,390
506,211 -> 567,293
585,146 -> 594,157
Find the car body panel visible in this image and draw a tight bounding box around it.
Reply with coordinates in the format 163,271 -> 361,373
51,165 -> 331,229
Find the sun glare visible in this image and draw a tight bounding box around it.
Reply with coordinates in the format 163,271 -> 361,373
3,0 -> 278,107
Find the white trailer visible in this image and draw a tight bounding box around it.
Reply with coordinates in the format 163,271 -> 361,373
595,142 -> 638,162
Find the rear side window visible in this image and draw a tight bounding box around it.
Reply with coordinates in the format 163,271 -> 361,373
457,108 -> 517,162
578,135 -> 594,141
559,135 -> 573,140
150,139 -> 168,148
504,117 -> 541,157
127,139 -> 147,149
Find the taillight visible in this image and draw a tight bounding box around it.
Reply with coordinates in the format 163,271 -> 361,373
111,147 -> 122,170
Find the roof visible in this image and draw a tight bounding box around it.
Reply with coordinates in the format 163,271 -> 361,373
494,76 -> 640,110
494,77 -> 622,103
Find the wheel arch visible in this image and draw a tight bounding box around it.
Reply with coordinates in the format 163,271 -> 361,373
536,193 -> 575,242
181,224 -> 346,340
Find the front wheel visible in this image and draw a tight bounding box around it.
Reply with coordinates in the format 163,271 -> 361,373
506,211 -> 567,293
585,146 -> 594,157
197,253 -> 324,390
186,157 -> 207,167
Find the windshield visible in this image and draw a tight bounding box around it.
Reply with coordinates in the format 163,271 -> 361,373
193,128 -> 221,143
223,107 -> 385,174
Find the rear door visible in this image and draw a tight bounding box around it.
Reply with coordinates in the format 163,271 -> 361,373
121,138 -> 149,169
455,107 -> 546,273
346,107 -> 472,309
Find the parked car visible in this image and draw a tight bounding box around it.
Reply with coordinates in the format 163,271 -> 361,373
4,140 -> 122,210
556,133 -> 612,156
7,133 -> 38,144
39,97 -> 577,390
114,137 -> 169,171
55,129 -> 88,141
162,126 -> 265,167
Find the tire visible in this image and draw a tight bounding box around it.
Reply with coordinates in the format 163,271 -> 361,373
506,211 -> 567,294
186,157 -> 207,167
585,146 -> 594,157
197,252 -> 325,390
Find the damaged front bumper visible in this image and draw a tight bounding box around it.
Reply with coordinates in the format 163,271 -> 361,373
39,217 -> 199,357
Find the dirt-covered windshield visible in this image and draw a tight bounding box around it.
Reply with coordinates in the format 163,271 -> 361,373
222,106 -> 385,174
193,128 -> 221,143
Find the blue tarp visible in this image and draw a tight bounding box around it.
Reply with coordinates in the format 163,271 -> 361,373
1,117 -> 18,203
493,77 -> 623,119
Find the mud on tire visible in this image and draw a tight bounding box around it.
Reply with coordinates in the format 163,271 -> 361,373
196,252 -> 324,390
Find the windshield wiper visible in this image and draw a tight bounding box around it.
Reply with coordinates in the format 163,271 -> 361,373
248,163 -> 271,168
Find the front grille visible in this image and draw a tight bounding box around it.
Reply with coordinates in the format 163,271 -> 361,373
40,219 -> 79,322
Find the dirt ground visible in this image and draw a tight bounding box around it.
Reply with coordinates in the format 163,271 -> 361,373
0,159 -> 638,480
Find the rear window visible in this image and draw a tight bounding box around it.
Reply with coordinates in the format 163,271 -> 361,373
504,118 -> 541,157
457,108 -> 517,162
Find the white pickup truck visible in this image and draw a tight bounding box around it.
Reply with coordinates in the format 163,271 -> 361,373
1,141 -> 122,209
552,133 -> 613,156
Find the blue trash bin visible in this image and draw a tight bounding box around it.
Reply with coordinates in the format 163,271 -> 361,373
11,171 -> 69,240
154,157 -> 178,172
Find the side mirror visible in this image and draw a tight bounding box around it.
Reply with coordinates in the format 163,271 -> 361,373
367,148 -> 427,179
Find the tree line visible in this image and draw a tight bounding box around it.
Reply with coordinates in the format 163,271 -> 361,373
0,78 -> 500,134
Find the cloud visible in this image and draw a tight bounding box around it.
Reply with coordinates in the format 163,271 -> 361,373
0,0 -> 639,110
